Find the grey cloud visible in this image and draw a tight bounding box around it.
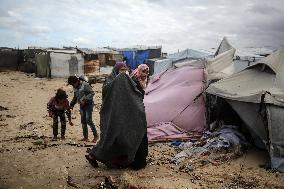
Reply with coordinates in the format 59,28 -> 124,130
249,4 -> 282,15
0,0 -> 283,52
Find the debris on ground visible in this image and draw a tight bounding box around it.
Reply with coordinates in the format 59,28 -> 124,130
99,176 -> 118,189
20,122 -> 35,130
0,105 -> 8,111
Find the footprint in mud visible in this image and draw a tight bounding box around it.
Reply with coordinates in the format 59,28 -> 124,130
6,115 -> 16,118
0,123 -> 8,127
20,122 -> 35,130
0,115 -> 6,121
0,105 -> 8,111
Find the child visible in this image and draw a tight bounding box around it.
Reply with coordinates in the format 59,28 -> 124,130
47,88 -> 73,140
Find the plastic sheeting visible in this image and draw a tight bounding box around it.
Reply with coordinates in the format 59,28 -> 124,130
122,50 -> 151,69
214,37 -> 233,56
206,47 -> 236,82
174,60 -> 201,68
168,48 -> 208,62
145,63 -> 205,141
136,50 -> 150,65
228,100 -> 267,148
152,49 -> 209,76
207,48 -> 284,106
267,105 -> 284,171
122,51 -> 135,69
35,53 -> 50,78
152,58 -> 173,76
50,52 -> 84,78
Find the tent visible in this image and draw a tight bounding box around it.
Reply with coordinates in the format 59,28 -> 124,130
152,49 -> 209,76
49,50 -> 84,78
206,37 -> 273,83
206,47 -> 284,171
145,60 -> 206,141
205,37 -> 236,82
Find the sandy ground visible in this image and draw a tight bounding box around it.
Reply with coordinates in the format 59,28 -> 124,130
0,71 -> 284,189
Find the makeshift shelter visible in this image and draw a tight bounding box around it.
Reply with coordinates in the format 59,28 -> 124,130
144,60 -> 206,141
206,47 -> 284,172
49,49 -> 84,78
93,47 -> 122,67
206,37 -> 273,83
0,48 -> 20,71
122,46 -> 162,69
77,48 -> 100,74
151,49 -> 209,76
205,37 -> 236,82
35,53 -> 50,78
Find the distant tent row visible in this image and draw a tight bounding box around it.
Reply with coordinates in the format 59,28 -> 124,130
0,47 -> 122,78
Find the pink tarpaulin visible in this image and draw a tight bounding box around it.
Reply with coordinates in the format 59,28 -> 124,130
144,63 -> 205,141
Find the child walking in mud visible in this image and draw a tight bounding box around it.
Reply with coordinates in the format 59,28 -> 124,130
47,88 -> 73,140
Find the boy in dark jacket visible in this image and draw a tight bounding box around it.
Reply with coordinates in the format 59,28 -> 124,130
47,88 -> 73,140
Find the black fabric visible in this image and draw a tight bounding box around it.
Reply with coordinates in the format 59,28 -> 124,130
90,73 -> 147,167
130,134 -> 148,170
144,59 -> 155,76
131,77 -> 145,98
102,68 -> 118,100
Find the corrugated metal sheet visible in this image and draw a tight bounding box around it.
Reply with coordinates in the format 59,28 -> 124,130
47,49 -> 77,54
92,47 -> 119,54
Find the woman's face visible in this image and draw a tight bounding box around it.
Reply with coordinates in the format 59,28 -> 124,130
118,67 -> 128,74
140,68 -> 149,79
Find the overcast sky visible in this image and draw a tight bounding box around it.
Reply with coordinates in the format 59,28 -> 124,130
0,0 -> 284,53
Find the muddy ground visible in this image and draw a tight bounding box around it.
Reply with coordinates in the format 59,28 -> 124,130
0,71 -> 283,189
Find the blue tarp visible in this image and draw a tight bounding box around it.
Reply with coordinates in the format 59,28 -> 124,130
122,51 -> 135,69
122,50 -> 150,69
136,50 -> 150,66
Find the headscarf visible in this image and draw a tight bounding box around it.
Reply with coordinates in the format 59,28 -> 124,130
131,64 -> 149,89
114,62 -> 127,75
102,62 -> 128,99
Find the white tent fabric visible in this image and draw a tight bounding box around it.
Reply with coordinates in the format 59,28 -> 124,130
153,58 -> 173,76
152,49 -> 209,76
214,37 -> 233,56
207,47 -> 284,106
205,48 -> 236,81
205,37 -> 236,82
174,60 -> 200,68
50,52 -> 84,78
168,48 -> 208,62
